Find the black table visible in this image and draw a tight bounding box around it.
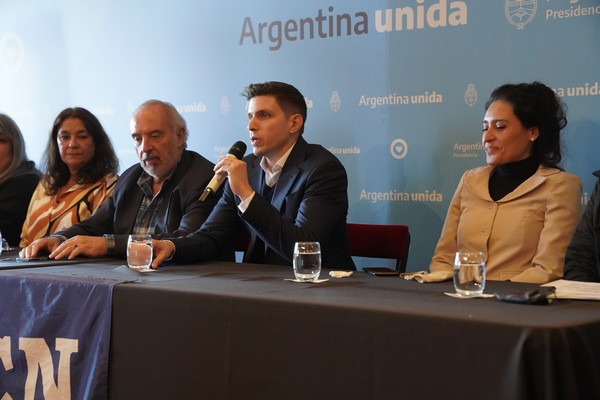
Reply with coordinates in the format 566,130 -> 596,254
2,261 -> 599,399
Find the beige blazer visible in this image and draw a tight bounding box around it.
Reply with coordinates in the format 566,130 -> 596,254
429,165 -> 582,283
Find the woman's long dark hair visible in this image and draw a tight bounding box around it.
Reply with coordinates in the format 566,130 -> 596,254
485,81 -> 567,169
41,107 -> 119,195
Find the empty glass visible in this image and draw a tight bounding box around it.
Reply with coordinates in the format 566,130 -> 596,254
293,242 -> 321,282
127,234 -> 153,271
453,251 -> 486,298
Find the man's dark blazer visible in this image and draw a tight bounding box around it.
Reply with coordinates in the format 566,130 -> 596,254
171,136 -> 356,269
564,170 -> 600,282
56,150 -> 221,256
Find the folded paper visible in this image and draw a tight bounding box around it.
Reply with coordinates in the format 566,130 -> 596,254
400,270 -> 453,283
329,270 -> 353,278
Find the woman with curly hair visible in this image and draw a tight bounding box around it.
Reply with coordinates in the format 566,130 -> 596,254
20,107 -> 119,246
429,82 -> 582,283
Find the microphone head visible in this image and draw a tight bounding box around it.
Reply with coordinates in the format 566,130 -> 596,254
228,141 -> 247,159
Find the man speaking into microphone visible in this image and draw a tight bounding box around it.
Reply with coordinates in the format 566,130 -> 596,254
152,81 -> 355,269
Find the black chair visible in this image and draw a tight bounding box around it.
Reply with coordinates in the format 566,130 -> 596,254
234,227 -> 251,255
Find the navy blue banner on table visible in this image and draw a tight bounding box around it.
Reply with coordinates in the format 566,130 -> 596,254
0,274 -> 119,400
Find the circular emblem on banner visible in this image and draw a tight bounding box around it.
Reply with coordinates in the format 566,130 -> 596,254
0,32 -> 25,73
505,0 -> 537,30
464,84 -> 478,107
390,138 -> 408,160
330,91 -> 341,112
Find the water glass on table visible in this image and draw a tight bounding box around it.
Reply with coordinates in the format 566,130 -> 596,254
293,242 -> 321,282
453,251 -> 486,298
127,234 -> 153,271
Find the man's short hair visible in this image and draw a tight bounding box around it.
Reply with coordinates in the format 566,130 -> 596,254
241,81 -> 307,134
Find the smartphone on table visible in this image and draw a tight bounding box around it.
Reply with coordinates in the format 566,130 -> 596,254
363,267 -> 400,276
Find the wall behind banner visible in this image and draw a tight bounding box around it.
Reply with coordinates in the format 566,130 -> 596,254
1,0 -> 599,271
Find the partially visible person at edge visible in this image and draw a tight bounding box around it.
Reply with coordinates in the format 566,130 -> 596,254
428,82 -> 582,283
20,100 -> 221,260
151,81 -> 355,270
0,113 -> 40,247
563,170 -> 600,282
20,107 -> 119,246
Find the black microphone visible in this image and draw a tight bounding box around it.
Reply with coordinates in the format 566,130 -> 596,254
199,141 -> 247,201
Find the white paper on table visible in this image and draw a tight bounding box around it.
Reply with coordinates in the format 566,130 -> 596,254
329,271 -> 353,278
542,279 -> 600,300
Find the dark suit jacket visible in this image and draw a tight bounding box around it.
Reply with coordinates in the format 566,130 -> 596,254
564,170 -> 600,281
171,137 -> 356,269
56,150 -> 221,256
0,162 -> 40,246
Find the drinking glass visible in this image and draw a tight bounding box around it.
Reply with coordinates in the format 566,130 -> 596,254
127,234 -> 153,271
293,242 -> 321,282
453,251 -> 486,298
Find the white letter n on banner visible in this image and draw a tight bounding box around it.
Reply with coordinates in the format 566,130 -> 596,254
1,336 -> 14,400
19,338 -> 78,400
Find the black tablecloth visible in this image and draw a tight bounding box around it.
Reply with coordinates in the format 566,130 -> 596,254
2,261 -> 599,399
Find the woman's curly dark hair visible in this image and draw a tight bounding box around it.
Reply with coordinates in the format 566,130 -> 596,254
41,107 -> 119,195
485,81 -> 567,169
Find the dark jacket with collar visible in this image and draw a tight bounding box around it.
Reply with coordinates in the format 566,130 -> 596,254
57,150 -> 220,256
564,170 -> 600,281
0,161 -> 40,246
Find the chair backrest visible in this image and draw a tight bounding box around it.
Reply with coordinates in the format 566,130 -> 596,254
234,227 -> 251,253
346,223 -> 411,273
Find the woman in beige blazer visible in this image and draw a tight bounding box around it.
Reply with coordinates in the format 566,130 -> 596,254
429,82 -> 582,283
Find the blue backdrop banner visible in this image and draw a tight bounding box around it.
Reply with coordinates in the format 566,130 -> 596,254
1,0 -> 598,271
0,274 -> 118,400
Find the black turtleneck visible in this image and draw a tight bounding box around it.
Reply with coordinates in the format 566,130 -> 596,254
488,157 -> 539,201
